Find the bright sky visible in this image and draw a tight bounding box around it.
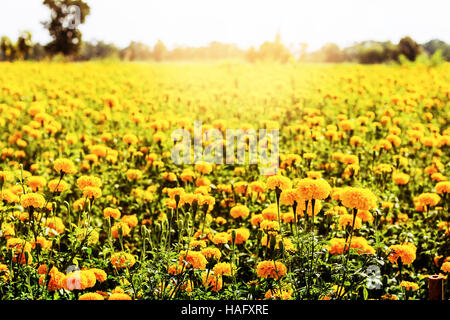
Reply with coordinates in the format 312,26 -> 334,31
0,0 -> 449,51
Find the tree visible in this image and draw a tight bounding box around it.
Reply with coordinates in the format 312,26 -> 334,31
153,40 -> 167,62
42,0 -> 90,57
398,36 -> 421,61
0,36 -> 16,61
320,43 -> 343,62
17,31 -> 33,60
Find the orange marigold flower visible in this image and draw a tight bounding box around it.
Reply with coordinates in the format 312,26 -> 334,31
230,204 -> 250,219
202,272 -> 223,292
20,192 -> 45,208
341,187 -> 377,211
53,158 -> 76,174
48,179 -> 68,192
82,186 -> 102,199
77,175 -> 102,189
399,281 -> 419,291
79,292 -> 105,300
201,247 -> 222,260
27,176 -> 46,192
178,251 -> 207,270
338,213 -> 362,230
256,260 -> 287,279
103,207 -> 121,219
266,175 -> 292,191
392,172 -> 410,185
441,262 -> 450,273
111,222 -> 131,238
417,192 -> 440,208
387,243 -> 417,265
111,252 -> 136,268
295,178 -> 331,200
213,262 -> 236,276
228,228 -> 250,244
109,293 -> 132,300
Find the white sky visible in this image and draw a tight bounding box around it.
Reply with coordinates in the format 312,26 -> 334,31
0,0 -> 449,51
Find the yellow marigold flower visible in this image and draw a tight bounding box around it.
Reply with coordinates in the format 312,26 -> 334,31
167,187 -> 185,200
79,292 -> 104,300
77,175 -> 102,189
392,172 -> 410,185
111,222 -> 131,238
260,219 -> 280,233
295,178 -> 331,200
256,260 -> 287,279
388,243 -> 417,265
109,293 -> 132,300
111,252 -> 136,268
341,187 -> 377,211
20,192 -> 45,208
82,186 -> 102,199
48,178 -> 68,192
178,251 -> 207,270
266,175 -> 292,191
103,207 -> 121,219
230,204 -> 250,219
123,133 -> 138,145
53,158 -> 76,175
0,190 -> 19,205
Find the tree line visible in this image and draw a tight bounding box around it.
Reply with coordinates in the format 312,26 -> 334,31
1,0 -> 449,64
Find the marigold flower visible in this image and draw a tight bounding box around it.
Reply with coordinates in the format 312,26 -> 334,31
103,207 -> 121,219
27,176 -> 46,192
109,293 -> 132,300
202,272 -> 223,292
387,243 -> 417,265
21,192 -> 45,208
338,213 -> 362,230
230,204 -> 250,219
201,247 -> 222,260
178,251 -> 207,270
256,261 -> 287,279
79,292 -> 105,300
212,262 -> 236,276
399,281 -> 419,291
441,262 -> 450,273
77,175 -> 102,189
266,175 -> 292,191
111,252 -> 136,268
341,187 -> 377,211
111,222 -> 131,238
416,192 -> 440,207
48,179 -> 68,192
228,228 -> 250,244
295,178 -> 331,200
53,158 -> 76,174
82,186 -> 102,199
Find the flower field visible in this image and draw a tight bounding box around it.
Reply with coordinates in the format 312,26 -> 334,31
0,61 -> 449,300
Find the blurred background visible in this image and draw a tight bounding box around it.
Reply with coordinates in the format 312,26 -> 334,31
0,0 -> 449,63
